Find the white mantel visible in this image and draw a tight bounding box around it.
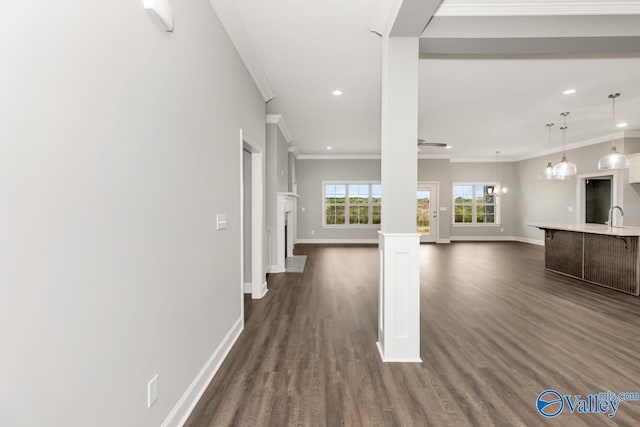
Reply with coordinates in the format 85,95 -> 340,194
270,192 -> 298,273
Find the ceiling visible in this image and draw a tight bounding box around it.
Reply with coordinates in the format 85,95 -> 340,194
233,0 -> 640,160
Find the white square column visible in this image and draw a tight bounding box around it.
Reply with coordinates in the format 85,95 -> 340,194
377,232 -> 421,362
377,36 -> 421,362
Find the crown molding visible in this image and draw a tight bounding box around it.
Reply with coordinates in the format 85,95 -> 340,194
435,1 -> 640,17
265,114 -> 293,143
287,146 -> 300,158
513,130 -> 626,161
625,130 -> 640,139
297,154 -> 382,160
207,0 -> 274,102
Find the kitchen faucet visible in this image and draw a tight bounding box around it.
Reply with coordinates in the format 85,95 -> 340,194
608,205 -> 624,229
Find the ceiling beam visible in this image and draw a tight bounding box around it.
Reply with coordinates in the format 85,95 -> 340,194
420,15 -> 640,58
420,36 -> 640,58
382,0 -> 444,37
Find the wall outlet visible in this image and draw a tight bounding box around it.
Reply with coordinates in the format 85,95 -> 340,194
500,228 -> 504,232
147,374 -> 159,408
310,229 -> 315,235
301,206 -> 306,212
568,206 -> 573,213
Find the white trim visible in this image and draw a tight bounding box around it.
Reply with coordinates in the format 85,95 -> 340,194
418,181 -> 439,243
268,265 -> 285,273
434,1 -> 640,17
207,1 -> 273,101
292,131 -> 640,163
417,153 -> 454,160
161,317 -> 243,427
450,235 -> 516,241
575,171 -> 620,225
450,156 -> 516,163
288,146 -> 300,158
322,181 -> 382,227
243,282 -> 252,293
515,236 -> 544,246
295,238 -> 379,244
436,238 -> 451,244
452,182 -> 502,225
298,154 -> 381,160
266,114 -> 293,144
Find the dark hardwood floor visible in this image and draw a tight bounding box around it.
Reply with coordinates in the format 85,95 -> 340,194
185,242 -> 640,426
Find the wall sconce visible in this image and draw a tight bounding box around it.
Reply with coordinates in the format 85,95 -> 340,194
143,0 -> 174,32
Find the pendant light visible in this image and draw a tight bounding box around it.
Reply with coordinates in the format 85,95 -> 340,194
540,123 -> 555,180
552,112 -> 577,179
487,151 -> 507,196
598,93 -> 629,170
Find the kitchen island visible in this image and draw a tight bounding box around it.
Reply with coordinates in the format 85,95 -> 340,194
530,223 -> 640,296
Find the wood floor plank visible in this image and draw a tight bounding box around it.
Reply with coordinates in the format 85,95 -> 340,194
185,242 -> 640,426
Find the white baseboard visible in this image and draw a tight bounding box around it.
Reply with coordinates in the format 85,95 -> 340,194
295,238 -> 378,244
252,281 -> 268,299
267,264 -> 285,273
450,235 -> 516,242
161,317 -> 243,427
515,236 -> 544,246
243,282 -> 252,294
436,238 -> 451,244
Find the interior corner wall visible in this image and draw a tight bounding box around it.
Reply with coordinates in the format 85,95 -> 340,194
0,1 -> 265,426
288,152 -> 297,193
265,124 -> 289,267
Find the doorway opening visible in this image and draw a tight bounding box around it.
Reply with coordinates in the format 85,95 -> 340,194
417,182 -> 439,243
576,171 -> 620,225
585,176 -> 612,224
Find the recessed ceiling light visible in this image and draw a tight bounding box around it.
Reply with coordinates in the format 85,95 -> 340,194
617,122 -> 628,128
446,145 -> 452,149
332,89 -> 343,96
326,146 -> 333,150
563,89 -> 577,95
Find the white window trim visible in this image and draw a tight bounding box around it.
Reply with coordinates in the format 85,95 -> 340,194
451,181 -> 502,226
322,180 -> 382,228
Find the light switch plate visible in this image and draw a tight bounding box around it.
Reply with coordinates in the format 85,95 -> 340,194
147,374 -> 159,408
216,214 -> 227,230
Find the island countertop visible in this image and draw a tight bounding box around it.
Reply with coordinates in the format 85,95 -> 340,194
529,223 -> 640,237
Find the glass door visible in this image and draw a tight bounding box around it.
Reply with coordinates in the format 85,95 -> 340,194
417,183 -> 438,243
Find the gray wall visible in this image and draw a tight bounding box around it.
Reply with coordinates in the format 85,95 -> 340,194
450,162 -> 519,238
1,2 -> 265,426
295,157 -> 521,242
265,124 -> 290,266
516,138 -> 640,241
297,159 -> 382,240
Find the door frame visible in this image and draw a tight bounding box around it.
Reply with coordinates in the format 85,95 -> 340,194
575,171 -> 621,225
417,181 -> 439,243
240,129 -> 267,309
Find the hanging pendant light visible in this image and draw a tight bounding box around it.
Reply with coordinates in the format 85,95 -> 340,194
540,123 -> 555,180
488,150 -> 507,196
552,112 -> 577,179
598,93 -> 629,170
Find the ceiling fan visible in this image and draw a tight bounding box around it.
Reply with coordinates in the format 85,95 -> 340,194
418,139 -> 450,150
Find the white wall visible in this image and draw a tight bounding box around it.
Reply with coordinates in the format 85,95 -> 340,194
0,2 -> 265,426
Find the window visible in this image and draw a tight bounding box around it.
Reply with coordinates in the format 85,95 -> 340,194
323,182 -> 381,226
453,183 -> 500,224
